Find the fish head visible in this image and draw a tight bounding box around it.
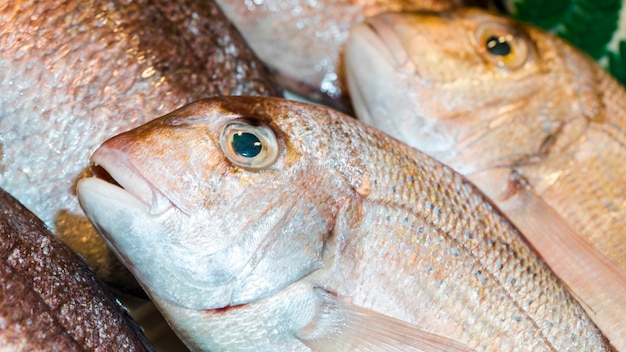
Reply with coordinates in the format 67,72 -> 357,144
77,97 -> 355,311
346,8 -> 596,174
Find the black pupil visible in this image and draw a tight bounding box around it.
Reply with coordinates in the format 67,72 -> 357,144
486,35 -> 511,56
232,132 -> 262,158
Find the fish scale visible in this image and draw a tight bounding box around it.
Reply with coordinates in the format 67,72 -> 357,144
522,128 -> 626,262
0,188 -> 153,351
77,96 -> 611,351
345,153 -> 574,350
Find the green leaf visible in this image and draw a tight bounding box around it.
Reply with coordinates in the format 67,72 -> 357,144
509,0 -> 570,29
608,39 -> 626,87
558,1 -> 621,59
505,0 -> 622,60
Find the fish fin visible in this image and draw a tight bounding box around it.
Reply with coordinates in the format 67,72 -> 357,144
298,288 -> 474,352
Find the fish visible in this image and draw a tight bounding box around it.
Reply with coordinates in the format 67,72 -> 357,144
76,96 -> 611,351
213,0 -> 485,111
344,8 -> 626,349
0,0 -> 280,290
0,186 -> 154,351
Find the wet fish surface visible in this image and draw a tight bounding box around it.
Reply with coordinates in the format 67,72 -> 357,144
0,0 -> 280,289
0,187 -> 154,351
214,0 -> 485,111
77,96 -> 611,351
345,8 -> 626,349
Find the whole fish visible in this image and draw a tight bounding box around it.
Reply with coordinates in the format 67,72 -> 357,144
0,0 -> 280,289
0,187 -> 153,351
214,0 -> 484,111
345,8 -> 626,349
77,96 -> 611,351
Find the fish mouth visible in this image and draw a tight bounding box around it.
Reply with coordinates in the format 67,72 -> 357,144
88,146 -> 174,215
345,19 -> 413,138
363,15 -> 416,74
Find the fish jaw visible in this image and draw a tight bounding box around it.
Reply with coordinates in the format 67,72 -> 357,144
345,17 -> 454,157
150,281 -> 321,351
90,146 -> 174,215
77,176 -> 237,310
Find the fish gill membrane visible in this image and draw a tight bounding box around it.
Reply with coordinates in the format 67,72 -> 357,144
345,8 -> 626,350
77,96 -> 611,351
0,0 -> 280,293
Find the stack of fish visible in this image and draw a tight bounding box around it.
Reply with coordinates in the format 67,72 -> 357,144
0,0 -> 279,350
1,0 -> 625,351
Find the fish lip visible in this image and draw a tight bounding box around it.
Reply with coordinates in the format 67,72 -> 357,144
363,15 -> 417,74
90,146 -> 174,215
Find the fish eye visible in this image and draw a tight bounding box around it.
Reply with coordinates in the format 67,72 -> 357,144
474,21 -> 531,70
219,118 -> 279,170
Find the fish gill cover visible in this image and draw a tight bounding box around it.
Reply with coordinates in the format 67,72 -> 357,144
501,0 -> 626,84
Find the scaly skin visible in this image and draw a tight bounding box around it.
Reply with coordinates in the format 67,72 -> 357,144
0,187 -> 154,351
78,97 -> 611,351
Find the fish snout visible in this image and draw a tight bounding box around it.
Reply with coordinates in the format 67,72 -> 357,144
89,142 -> 174,216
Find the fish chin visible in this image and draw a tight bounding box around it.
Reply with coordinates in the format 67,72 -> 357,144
77,175 -> 319,312
77,177 -> 235,310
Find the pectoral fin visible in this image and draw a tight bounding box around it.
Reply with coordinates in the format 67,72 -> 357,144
298,288 -> 473,352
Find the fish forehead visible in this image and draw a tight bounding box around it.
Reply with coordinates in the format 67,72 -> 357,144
385,9 -> 554,83
95,96 -> 354,218
156,96 -> 355,155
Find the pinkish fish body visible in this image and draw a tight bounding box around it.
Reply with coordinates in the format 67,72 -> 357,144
78,96 -> 610,351
345,8 -> 626,349
0,0 -> 279,288
214,0 -> 481,111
